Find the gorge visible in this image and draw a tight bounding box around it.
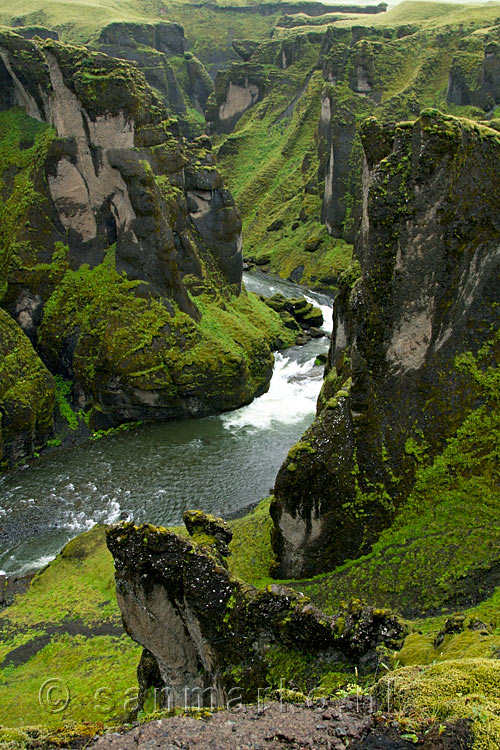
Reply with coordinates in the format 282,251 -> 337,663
1,0 -> 500,748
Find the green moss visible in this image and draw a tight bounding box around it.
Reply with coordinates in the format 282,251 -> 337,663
227,498 -> 275,587
38,261 -> 294,418
377,658 -> 500,749
0,633 -> 140,728
54,376 -> 78,431
263,644 -> 358,696
398,628 -> 500,669
4,526 -> 118,626
285,330 -> 500,617
0,526 -> 141,728
0,308 -> 55,467
287,441 -> 316,460
0,107 -> 57,303
216,51 -> 353,290
0,498 -> 282,729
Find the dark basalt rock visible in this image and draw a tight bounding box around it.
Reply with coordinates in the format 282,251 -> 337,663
232,39 -> 259,62
106,519 -> 406,708
13,26 -> 59,41
96,23 -> 213,137
0,29 -> 286,458
183,510 -> 233,559
271,111 -> 500,578
447,37 -> 500,111
264,294 -> 323,332
267,219 -> 284,232
206,63 -> 266,135
98,21 -> 185,55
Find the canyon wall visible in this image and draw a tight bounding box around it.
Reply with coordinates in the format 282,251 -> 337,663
271,112 -> 500,577
0,29 -> 293,467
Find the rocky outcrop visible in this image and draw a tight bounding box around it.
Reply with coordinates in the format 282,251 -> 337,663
264,293 -> 324,338
0,29 -> 293,447
271,111 -> 500,578
95,22 -> 213,137
0,308 -> 55,468
99,21 -> 185,55
447,32 -> 500,111
206,64 -> 265,135
11,26 -> 59,41
191,2 -> 387,16
107,511 -> 405,708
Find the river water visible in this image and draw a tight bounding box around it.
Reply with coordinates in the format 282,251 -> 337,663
0,273 -> 332,575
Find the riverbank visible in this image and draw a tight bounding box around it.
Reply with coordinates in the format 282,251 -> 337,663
0,273 -> 332,576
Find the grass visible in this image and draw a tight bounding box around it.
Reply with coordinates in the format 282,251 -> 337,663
0,499 -> 275,729
0,108 -> 56,302
226,498 -> 274,586
377,658 -> 500,749
215,45 -> 354,288
0,0 -> 161,44
3,493 -> 500,741
330,0 -> 500,32
38,258 -> 295,420
0,0 -> 283,57
281,325 -> 500,619
0,525 -> 141,728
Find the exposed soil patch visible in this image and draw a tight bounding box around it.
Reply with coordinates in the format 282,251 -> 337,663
90,697 -> 435,750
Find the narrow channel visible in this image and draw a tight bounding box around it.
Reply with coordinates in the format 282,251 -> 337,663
0,273 -> 333,575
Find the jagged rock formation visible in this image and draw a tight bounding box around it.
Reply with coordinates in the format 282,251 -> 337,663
264,293 -> 323,339
206,64 -> 265,135
95,22 -> 213,137
214,21 -> 500,286
0,28 -> 294,465
447,29 -> 500,111
271,111 -> 500,578
107,511 -> 405,707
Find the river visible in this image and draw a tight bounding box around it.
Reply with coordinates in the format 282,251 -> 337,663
0,272 -> 332,575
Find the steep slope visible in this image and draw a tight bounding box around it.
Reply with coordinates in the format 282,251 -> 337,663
0,29 -> 295,467
0,307 -> 55,468
271,111 -> 500,578
210,4 -> 500,288
210,31 -> 354,290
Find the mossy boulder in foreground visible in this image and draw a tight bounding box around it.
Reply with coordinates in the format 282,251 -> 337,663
106,513 -> 405,708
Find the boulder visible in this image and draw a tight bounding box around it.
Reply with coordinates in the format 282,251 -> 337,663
264,294 -> 324,331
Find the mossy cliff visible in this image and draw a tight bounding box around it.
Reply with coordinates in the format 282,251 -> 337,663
0,307 -> 55,468
271,111 -> 500,579
0,29 -> 295,465
209,10 -> 500,288
210,31 -> 354,291
94,21 -> 213,139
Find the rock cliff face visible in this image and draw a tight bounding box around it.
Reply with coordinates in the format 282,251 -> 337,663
95,22 -> 213,138
271,111 -> 500,578
107,512 -> 405,708
0,308 -> 55,467
213,21 -> 500,286
447,30 -> 500,111
0,29 -> 293,464
206,63 -> 266,135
